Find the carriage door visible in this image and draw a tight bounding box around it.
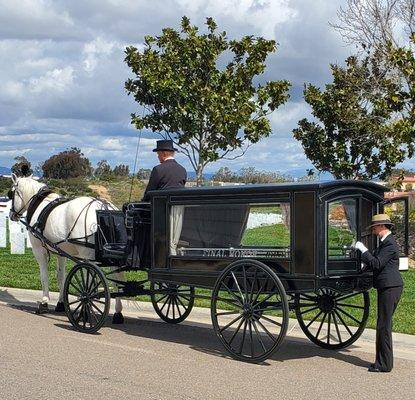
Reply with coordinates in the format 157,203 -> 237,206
382,196 -> 409,271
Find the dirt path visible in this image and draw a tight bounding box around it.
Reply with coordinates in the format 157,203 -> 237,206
88,184 -> 111,201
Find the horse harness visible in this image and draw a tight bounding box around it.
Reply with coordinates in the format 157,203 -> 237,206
14,186 -> 99,251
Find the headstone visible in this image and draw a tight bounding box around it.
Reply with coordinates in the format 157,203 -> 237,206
9,220 -> 25,254
26,229 -> 32,248
0,213 -> 6,248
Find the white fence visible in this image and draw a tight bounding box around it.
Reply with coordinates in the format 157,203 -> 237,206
0,213 -> 31,254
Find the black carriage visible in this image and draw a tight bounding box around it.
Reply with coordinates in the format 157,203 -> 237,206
63,180 -> 409,362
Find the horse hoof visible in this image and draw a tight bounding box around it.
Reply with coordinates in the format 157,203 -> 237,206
112,312 -> 124,324
35,302 -> 49,314
55,302 -> 65,312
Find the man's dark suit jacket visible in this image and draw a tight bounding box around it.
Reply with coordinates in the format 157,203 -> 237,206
361,234 -> 404,289
142,159 -> 186,201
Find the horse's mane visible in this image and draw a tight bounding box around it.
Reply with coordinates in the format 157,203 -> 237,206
17,177 -> 47,198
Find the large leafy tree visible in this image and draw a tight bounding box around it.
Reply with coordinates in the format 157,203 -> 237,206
11,155 -> 32,176
42,147 -> 92,179
293,55 -> 413,180
125,16 -> 290,184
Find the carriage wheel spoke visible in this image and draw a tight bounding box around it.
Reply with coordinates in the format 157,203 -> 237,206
249,267 -> 258,303
73,273 -> 84,292
219,314 -> 243,333
176,295 -> 188,310
315,312 -> 327,339
242,266 -> 248,300
221,281 -> 244,306
87,270 -> 97,292
177,294 -> 192,303
332,312 -> 342,342
335,292 -> 361,302
252,320 -> 267,352
159,296 -> 170,313
71,301 -> 83,315
251,276 -> 266,306
231,271 -> 245,302
306,310 -> 323,329
215,310 -> 240,316
166,297 -> 172,318
334,309 -> 353,337
239,320 -> 248,354
327,312 -> 331,344
228,317 -> 245,346
300,293 -> 317,301
255,314 -> 282,328
155,294 -> 169,304
173,297 -> 183,318
90,301 -> 104,316
336,303 -> 365,309
215,296 -> 243,309
88,303 -> 99,325
253,292 -> 277,310
69,281 -> 82,295
248,321 -> 254,358
255,319 -> 278,343
299,305 -> 320,315
68,299 -> 81,306
336,306 -> 361,325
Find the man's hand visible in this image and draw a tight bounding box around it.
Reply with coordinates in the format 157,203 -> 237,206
354,241 -> 368,254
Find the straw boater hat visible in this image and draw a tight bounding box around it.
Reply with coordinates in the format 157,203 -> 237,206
367,213 -> 394,229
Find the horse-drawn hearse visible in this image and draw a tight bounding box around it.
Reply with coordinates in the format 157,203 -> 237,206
8,178 -> 409,362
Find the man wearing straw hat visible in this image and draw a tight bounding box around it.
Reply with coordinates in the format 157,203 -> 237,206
142,140 -> 187,201
354,214 -> 403,373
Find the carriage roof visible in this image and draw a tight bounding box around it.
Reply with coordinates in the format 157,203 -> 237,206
147,179 -> 388,198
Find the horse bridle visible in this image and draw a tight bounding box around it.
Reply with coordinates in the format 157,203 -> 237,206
8,184 -> 43,220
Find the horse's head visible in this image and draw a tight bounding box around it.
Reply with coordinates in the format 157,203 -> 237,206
8,173 -> 45,221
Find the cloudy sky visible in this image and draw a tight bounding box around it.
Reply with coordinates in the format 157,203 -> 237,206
0,0 -> 412,176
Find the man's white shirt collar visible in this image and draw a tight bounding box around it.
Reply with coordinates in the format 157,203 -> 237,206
381,231 -> 392,242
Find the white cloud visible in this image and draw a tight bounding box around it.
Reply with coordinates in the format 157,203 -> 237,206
83,37 -> 117,73
29,66 -> 74,93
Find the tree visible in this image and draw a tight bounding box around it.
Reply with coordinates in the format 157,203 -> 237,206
11,155 -> 32,176
125,16 -> 290,185
293,55 -> 412,180
137,168 -> 152,180
333,0 -> 414,52
42,148 -> 92,179
212,167 -> 237,182
113,164 -> 130,177
94,160 -> 112,179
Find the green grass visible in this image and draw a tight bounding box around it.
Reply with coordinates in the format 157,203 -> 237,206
1,244 -> 414,334
241,224 -> 290,247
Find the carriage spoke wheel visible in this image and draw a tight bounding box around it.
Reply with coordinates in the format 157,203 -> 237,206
150,282 -> 195,323
295,289 -> 369,350
63,263 -> 110,334
211,260 -> 289,363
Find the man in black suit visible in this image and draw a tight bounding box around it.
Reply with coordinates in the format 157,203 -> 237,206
142,140 -> 187,201
354,214 -> 403,373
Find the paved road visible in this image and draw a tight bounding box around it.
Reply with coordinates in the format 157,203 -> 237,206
1,301 -> 415,400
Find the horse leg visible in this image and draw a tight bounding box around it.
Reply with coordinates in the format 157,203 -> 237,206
55,256 -> 66,312
112,271 -> 124,324
31,240 -> 50,314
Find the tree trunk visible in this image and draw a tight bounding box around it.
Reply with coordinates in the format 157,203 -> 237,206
196,164 -> 204,186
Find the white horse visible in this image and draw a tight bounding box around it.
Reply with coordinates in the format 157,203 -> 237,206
8,174 -> 125,323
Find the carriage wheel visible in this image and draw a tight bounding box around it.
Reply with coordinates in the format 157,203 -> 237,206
295,289 -> 370,350
211,259 -> 289,363
63,262 -> 110,334
150,282 -> 195,324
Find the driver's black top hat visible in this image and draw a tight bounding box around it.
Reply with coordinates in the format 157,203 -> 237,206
153,140 -> 177,152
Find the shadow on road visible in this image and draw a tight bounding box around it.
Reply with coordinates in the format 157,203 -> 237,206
54,313 -> 370,368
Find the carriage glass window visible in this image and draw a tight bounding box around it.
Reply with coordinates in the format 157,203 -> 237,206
169,203 -> 291,259
327,198 -> 357,259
